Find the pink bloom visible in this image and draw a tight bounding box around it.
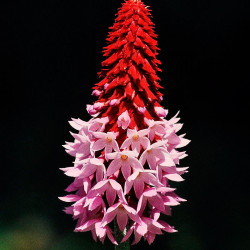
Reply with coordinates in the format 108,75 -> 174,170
89,117 -> 109,132
65,158 -> 106,182
117,111 -> 131,129
63,132 -> 93,159
154,106 -> 168,117
137,187 -> 173,215
91,89 -> 101,96
92,131 -> 119,156
69,118 -> 88,132
109,99 -> 119,106
93,102 -> 104,111
106,151 -> 143,179
121,220 -> 147,244
121,128 -> 150,153
140,141 -> 174,169
137,106 -> 146,114
144,118 -> 166,141
87,104 -> 99,116
88,179 -> 126,206
101,201 -> 141,232
125,170 -> 163,198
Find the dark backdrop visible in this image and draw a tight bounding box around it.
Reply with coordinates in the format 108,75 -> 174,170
0,0 -> 249,249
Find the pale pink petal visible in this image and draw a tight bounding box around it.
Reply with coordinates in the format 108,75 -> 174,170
165,173 -> 184,182
109,179 -> 122,191
79,164 -> 96,178
121,138 -> 132,149
59,195 -> 80,202
130,158 -> 144,170
92,139 -> 106,151
121,162 -> 131,179
140,137 -> 150,149
106,159 -> 121,176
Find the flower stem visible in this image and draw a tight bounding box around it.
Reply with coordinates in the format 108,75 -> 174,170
114,221 -> 130,250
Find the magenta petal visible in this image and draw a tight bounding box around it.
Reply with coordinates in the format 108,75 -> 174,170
106,185 -> 117,206
117,211 -> 128,231
107,227 -> 118,245
121,226 -> 134,243
148,195 -> 165,212
134,179 -> 145,199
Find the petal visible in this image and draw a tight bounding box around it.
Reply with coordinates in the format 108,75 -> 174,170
59,195 -> 80,202
165,173 -> 184,182
95,167 -> 104,182
101,204 -> 119,227
121,138 -> 132,149
116,211 -> 128,232
79,164 -> 96,178
148,195 -> 165,212
92,139 -> 106,151
130,158 -> 144,170
106,159 -> 121,176
134,179 -> 145,199
121,163 -> 131,179
106,185 -> 117,206
140,137 -> 150,149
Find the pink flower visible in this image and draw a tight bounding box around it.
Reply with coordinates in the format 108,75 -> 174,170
121,128 -> 150,153
87,104 -> 99,116
101,201 -> 141,232
92,131 -> 119,156
89,117 -> 109,132
106,151 -> 143,179
125,170 -> 163,198
64,132 -> 92,159
144,118 -> 166,141
65,158 -> 106,183
154,106 -> 168,117
137,106 -> 146,114
88,179 -> 126,206
140,141 -> 174,169
92,89 -> 101,96
117,111 -> 131,129
137,187 -> 173,215
109,99 -> 119,106
93,102 -> 104,111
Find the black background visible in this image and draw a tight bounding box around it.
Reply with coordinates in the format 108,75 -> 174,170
0,0 -> 250,249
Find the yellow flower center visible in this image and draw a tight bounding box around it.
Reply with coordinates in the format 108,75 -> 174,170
106,136 -> 113,142
121,117 -> 125,122
121,155 -> 128,160
132,134 -> 139,140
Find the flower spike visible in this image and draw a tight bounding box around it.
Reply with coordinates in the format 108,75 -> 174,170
60,0 -> 190,245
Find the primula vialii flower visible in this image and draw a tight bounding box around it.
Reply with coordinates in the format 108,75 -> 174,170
60,0 -> 190,245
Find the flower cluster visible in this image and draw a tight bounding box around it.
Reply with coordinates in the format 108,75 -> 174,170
60,0 -> 190,245
60,114 -> 189,244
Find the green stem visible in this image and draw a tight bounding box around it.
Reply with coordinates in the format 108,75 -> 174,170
114,221 -> 130,250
